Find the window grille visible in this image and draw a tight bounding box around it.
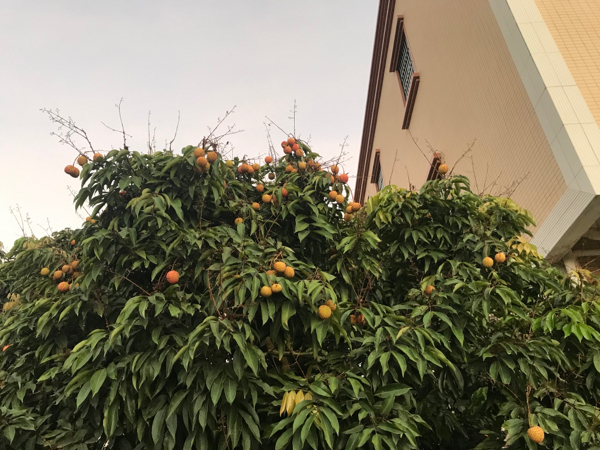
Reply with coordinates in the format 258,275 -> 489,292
396,34 -> 414,99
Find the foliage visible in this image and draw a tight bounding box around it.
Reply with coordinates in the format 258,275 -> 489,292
2,141 -> 600,450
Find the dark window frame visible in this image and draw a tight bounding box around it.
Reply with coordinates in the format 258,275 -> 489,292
426,153 -> 443,181
371,150 -> 384,191
389,17 -> 420,129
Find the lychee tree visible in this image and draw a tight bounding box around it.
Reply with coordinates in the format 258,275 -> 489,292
2,135 -> 600,450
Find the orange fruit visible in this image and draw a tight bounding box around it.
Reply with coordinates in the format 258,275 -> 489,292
331,165 -> 339,174
328,191 -> 338,200
206,151 -> 218,163
438,164 -> 449,175
273,261 -> 287,273
77,155 -> 88,166
194,147 -> 205,158
344,213 -> 353,222
252,202 -> 260,211
234,218 -> 244,225
287,137 -> 296,145
284,267 -> 295,278
318,305 -> 332,319
271,283 -> 282,293
166,270 -> 180,284
527,426 -> 544,444
339,174 -> 349,183
284,146 -> 292,155
64,165 -> 79,178
262,194 -> 272,203
256,184 -> 265,193
495,252 -> 506,263
93,153 -> 103,161
482,257 -> 494,268
424,285 -> 435,295
57,281 -> 70,292
265,156 -> 273,164
260,286 -> 273,297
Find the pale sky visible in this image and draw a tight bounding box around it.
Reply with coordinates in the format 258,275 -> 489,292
0,1 -> 378,250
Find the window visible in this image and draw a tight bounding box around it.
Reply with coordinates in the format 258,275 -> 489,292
390,18 -> 420,129
426,153 -> 442,181
396,31 -> 414,99
371,150 -> 384,192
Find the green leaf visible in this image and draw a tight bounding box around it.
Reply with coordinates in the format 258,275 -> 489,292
90,368 -> 108,396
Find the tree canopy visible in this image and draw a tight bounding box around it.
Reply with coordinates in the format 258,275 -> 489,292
2,138 -> 600,450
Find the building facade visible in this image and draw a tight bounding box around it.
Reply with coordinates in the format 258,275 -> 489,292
355,0 -> 600,266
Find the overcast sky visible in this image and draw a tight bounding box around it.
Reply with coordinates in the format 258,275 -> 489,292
0,1 -> 377,250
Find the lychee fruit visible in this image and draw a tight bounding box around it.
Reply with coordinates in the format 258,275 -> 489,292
285,164 -> 293,173
438,164 -> 449,175
494,252 -> 506,263
527,426 -> 544,444
260,286 -> 273,297
284,146 -> 292,155
235,218 -> 244,225
328,191 -> 338,200
331,165 -> 339,174
194,147 -> 205,158
424,285 -> 435,295
265,156 -> 273,164
287,137 -> 296,145
482,257 -> 494,268
344,213 -> 353,222
57,281 -> 70,292
262,194 -> 272,203
273,261 -> 287,273
351,203 -> 361,212
93,153 -> 103,161
206,151 -> 218,163
252,202 -> 260,211
335,194 -> 345,204
53,270 -> 64,280
77,155 -> 88,166
271,283 -> 282,293
339,173 -> 349,183
166,270 -> 180,284
256,184 -> 265,193
318,305 -> 332,319
40,267 -> 50,276
284,267 -> 295,278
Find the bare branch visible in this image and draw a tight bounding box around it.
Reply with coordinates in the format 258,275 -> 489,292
101,98 -> 131,150
41,108 -> 95,155
449,139 -> 476,176
168,110 -> 181,152
206,106 -> 238,141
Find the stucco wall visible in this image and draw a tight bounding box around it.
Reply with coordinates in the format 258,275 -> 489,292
364,0 -> 567,232
534,0 -> 600,126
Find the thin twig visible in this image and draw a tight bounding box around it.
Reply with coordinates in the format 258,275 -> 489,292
168,111 -> 181,152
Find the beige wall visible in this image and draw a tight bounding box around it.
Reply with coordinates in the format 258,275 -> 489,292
534,0 -> 600,126
364,0 -> 567,232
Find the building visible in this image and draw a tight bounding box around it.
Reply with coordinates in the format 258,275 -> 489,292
355,0 -> 600,269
